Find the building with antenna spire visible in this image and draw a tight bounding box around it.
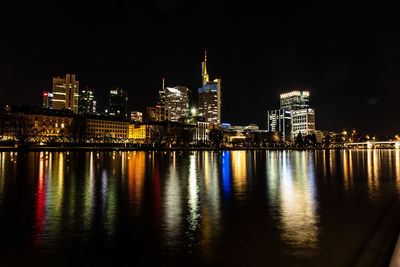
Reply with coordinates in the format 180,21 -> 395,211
158,77 -> 166,106
198,50 -> 222,125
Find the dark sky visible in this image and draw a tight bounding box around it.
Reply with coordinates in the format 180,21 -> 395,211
1,1 -> 400,136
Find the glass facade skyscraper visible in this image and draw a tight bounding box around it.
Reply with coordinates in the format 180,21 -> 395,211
164,86 -> 189,122
78,87 -> 96,115
198,51 -> 221,125
108,87 -> 128,120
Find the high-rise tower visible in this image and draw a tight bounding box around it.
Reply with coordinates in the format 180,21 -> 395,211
198,51 -> 221,125
202,51 -> 210,86
52,74 -> 79,113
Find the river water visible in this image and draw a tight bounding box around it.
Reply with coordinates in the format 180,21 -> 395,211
0,150 -> 399,266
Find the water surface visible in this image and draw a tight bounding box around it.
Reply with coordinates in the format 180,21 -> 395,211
0,150 -> 399,266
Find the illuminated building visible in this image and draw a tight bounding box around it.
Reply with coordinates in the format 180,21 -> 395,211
158,77 -> 166,106
1,106 -> 75,141
291,108 -> 315,138
267,109 -> 292,141
198,51 -> 222,125
42,92 -> 53,109
179,116 -> 209,144
86,117 -> 129,139
146,106 -> 171,122
165,86 -> 190,122
244,124 -> 259,131
108,87 -> 128,120
52,74 -> 79,113
78,87 -> 96,115
129,123 -> 146,143
195,122 -> 209,144
130,111 -> 143,123
280,90 -> 309,110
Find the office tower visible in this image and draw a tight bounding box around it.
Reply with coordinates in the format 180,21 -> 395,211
158,77 -> 166,106
280,90 -> 309,110
42,91 -> 53,109
291,108 -> 316,138
164,86 -> 189,122
78,87 -> 96,115
146,106 -> 171,122
130,111 -> 143,123
108,87 -> 128,120
198,51 -> 222,125
52,74 -> 79,113
267,109 -> 292,141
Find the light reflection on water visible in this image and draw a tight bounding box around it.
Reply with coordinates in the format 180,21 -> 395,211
0,150 -> 400,266
267,151 -> 319,256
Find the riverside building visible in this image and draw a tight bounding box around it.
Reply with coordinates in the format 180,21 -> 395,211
86,117 -> 129,139
291,108 -> 316,138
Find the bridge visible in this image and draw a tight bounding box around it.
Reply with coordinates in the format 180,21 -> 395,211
344,141 -> 400,149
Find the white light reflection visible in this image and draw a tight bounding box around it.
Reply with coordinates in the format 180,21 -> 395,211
164,151 -> 183,249
188,154 -> 200,231
269,151 -> 319,257
200,151 -> 221,259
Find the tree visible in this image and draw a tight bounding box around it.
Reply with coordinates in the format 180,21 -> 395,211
295,133 -> 304,146
67,118 -> 87,144
209,129 -> 223,148
5,114 -> 34,145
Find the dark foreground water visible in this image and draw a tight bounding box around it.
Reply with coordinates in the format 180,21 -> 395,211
0,150 -> 400,266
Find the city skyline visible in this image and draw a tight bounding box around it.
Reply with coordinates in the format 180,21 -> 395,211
1,3 -> 400,136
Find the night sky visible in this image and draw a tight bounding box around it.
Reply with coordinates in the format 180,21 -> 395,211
1,2 -> 400,136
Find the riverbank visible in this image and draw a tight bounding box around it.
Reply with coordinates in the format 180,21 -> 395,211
0,145 -> 338,152
0,145 -> 385,152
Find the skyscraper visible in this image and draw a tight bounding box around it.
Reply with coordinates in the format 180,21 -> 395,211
267,109 -> 292,141
280,90 -> 309,110
108,87 -> 128,120
78,87 -> 96,115
158,77 -> 166,106
52,74 -> 79,113
164,86 -> 189,122
198,51 -> 222,125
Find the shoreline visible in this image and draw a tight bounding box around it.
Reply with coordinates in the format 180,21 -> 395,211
0,146 -> 393,152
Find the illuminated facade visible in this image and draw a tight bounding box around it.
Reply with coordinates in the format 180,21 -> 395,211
267,109 -> 292,141
31,114 -> 73,138
195,121 -> 209,144
198,51 -> 221,125
108,87 -> 128,120
86,117 -> 129,139
129,123 -> 146,143
52,74 -> 79,113
291,108 -> 315,138
146,106 -> 171,122
78,87 -> 96,115
130,111 -> 143,123
280,90 -> 309,110
42,92 -> 53,109
165,86 -> 190,122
